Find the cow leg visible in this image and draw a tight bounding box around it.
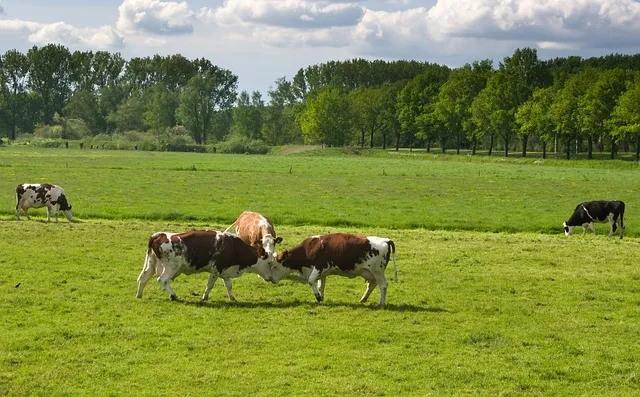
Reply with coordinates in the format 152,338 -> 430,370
157,267 -> 179,301
582,224 -> 588,236
373,273 -> 389,306
308,268 -> 323,302
589,223 -> 596,236
360,280 -> 378,303
15,204 -> 21,221
608,214 -> 615,237
317,278 -> 326,300
222,278 -> 237,302
45,206 -> 51,222
23,208 -> 31,220
136,252 -> 157,298
202,272 -> 219,302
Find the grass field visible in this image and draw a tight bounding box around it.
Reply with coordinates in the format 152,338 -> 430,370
1,146 -> 640,395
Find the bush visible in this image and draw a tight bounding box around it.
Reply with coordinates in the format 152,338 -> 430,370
216,135 -> 269,154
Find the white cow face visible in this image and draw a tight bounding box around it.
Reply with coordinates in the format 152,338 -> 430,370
261,234 -> 283,259
253,246 -> 275,283
563,222 -> 575,237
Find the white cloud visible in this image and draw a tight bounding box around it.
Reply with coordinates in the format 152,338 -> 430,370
426,0 -> 640,49
257,26 -> 353,48
204,0 -> 365,29
0,5 -> 4,15
0,19 -> 124,49
117,0 -> 195,35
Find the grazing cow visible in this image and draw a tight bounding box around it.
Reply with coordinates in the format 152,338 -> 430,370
136,230 -> 273,302
16,183 -> 74,222
271,233 -> 397,306
563,200 -> 625,239
225,211 -> 282,259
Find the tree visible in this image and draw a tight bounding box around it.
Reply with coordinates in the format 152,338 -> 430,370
176,68 -> 238,144
233,90 -> 264,140
0,49 -> 31,139
264,77 -> 300,145
298,86 -> 351,146
551,69 -> 598,159
27,44 -> 73,125
396,64 -> 450,151
434,60 -> 493,154
608,76 -> 640,161
106,94 -> 145,132
349,86 -> 385,148
64,90 -> 101,133
578,68 -> 630,159
515,87 -> 556,158
144,83 -> 178,135
378,81 -> 405,150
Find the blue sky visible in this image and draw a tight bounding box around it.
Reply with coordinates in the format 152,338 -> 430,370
1,0 -> 640,97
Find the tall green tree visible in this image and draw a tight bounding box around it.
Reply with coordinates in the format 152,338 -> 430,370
144,83 -> 178,135
578,68 -> 630,159
176,68 -> 238,144
349,86 -> 385,148
298,86 -> 351,146
64,90 -> 101,133
264,77 -> 300,145
515,87 -> 556,158
106,94 -> 145,132
233,90 -> 264,140
27,44 -> 73,125
434,60 -> 492,154
396,64 -> 450,151
607,76 -> 640,160
550,69 -> 598,159
0,49 -> 31,139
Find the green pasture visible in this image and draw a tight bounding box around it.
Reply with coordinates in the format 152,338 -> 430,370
1,221 -> 639,395
1,146 -> 640,395
0,146 -> 638,235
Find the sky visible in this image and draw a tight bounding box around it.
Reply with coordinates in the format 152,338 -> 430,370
1,0 -> 640,97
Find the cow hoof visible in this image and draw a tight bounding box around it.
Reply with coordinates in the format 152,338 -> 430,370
315,294 -> 323,302
170,294 -> 177,301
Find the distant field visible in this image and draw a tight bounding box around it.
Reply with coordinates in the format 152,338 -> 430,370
0,146 -> 638,236
2,146 -> 640,395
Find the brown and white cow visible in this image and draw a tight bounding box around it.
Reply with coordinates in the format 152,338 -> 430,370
16,183 -> 75,222
225,211 -> 282,259
271,233 -> 397,306
136,230 -> 273,302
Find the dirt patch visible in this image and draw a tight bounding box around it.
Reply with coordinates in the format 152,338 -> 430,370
280,145 -> 322,155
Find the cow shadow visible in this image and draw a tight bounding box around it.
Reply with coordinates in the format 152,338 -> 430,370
177,297 -> 446,313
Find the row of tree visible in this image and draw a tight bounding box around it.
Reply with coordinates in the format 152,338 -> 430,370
1,44 -> 640,159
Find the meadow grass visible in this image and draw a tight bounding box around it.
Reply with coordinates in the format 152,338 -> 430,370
0,146 -> 639,236
1,220 -> 639,396
1,146 -> 640,395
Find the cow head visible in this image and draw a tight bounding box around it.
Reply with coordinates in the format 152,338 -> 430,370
253,246 -> 275,283
269,250 -> 293,283
563,221 -> 575,237
58,194 -> 75,222
62,206 -> 75,222
261,234 -> 283,258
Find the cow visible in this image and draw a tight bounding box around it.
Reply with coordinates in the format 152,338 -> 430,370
16,183 -> 75,223
270,233 -> 397,306
136,230 -> 274,302
563,200 -> 625,239
224,211 -> 282,260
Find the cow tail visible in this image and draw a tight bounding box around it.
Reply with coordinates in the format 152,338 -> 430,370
223,220 -> 237,233
387,239 -> 397,283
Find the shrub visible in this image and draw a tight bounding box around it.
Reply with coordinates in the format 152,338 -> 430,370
217,134 -> 269,154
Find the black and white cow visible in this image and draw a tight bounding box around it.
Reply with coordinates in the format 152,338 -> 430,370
136,230 -> 274,302
563,200 -> 625,239
16,183 -> 74,222
271,233 -> 397,306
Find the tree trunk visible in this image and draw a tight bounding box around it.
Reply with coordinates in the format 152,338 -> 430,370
504,134 -> 509,157
610,140 -> 616,160
542,141 -> 547,159
409,138 -> 413,152
472,138 -> 477,155
488,135 -> 494,156
456,132 -> 460,155
361,127 -> 365,148
382,133 -> 387,150
636,134 -> 640,162
587,136 -> 593,160
521,134 -> 528,157
566,139 -> 571,160
370,128 -> 374,148
426,139 -> 431,152
395,130 -> 400,151
440,137 -> 446,153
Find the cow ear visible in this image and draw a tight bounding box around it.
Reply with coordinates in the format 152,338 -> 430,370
275,237 -> 283,244
278,250 -> 289,261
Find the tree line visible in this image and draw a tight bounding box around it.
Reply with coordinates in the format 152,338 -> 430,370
1,44 -> 640,159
